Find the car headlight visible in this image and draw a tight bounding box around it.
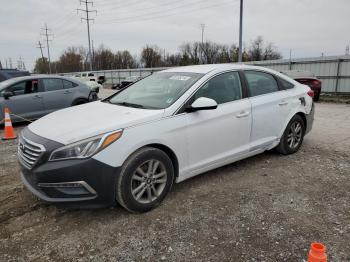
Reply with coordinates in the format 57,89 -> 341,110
49,130 -> 123,161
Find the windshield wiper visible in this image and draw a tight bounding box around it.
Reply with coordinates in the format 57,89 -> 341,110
114,101 -> 145,108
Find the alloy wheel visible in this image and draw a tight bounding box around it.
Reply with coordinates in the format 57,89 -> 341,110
131,160 -> 168,204
287,121 -> 302,149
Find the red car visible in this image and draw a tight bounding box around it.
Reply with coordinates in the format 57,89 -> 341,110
281,70 -> 322,101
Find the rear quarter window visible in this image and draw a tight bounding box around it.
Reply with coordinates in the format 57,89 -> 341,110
278,77 -> 295,90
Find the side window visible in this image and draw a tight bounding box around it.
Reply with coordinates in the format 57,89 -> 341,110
278,77 -> 294,90
43,79 -> 64,92
63,80 -> 77,89
245,71 -> 279,97
6,80 -> 39,96
194,72 -> 242,104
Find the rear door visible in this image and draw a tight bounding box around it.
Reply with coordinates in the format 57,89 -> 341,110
1,79 -> 45,120
243,70 -> 293,151
41,78 -> 74,114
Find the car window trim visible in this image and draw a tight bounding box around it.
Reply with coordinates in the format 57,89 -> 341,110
275,76 -> 295,90
175,70 -> 245,115
241,69 -> 286,98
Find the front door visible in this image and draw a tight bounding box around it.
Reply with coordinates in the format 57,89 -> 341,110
2,79 -> 45,121
185,71 -> 252,177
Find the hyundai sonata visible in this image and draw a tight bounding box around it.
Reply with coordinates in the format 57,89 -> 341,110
18,64 -> 314,212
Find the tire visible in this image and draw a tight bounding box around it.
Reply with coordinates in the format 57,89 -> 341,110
72,99 -> 88,106
116,147 -> 174,213
276,115 -> 305,155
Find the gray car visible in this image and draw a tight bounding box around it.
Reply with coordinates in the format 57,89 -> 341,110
0,75 -> 97,122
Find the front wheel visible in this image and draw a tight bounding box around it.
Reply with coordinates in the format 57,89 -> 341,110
116,147 -> 174,213
276,115 -> 305,155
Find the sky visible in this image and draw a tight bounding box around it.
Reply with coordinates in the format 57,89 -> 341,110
0,0 -> 349,71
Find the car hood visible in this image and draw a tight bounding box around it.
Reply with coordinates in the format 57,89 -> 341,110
28,101 -> 165,145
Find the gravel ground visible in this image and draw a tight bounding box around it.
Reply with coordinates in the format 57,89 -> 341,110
0,93 -> 349,261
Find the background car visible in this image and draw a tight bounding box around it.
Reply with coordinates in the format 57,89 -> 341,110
0,75 -> 97,123
112,76 -> 142,90
73,72 -> 106,84
281,70 -> 322,101
0,69 -> 30,82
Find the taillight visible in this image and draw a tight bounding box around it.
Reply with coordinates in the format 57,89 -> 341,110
307,89 -> 314,98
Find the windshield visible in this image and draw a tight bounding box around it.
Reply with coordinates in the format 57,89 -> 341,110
107,72 -> 203,109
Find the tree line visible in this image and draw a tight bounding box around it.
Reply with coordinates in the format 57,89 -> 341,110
34,36 -> 282,74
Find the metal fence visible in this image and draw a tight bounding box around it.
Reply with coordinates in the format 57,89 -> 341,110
61,55 -> 350,94
247,55 -> 350,93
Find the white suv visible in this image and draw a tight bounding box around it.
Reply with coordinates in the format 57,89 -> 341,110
18,64 -> 314,212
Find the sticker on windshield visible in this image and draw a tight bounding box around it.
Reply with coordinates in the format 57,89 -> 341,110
166,98 -> 174,104
169,75 -> 191,81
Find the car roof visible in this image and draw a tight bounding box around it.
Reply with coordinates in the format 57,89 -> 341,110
0,75 -> 84,89
161,63 -> 265,74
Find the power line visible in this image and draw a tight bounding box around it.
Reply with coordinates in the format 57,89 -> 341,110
98,0 -> 236,24
77,0 -> 97,71
41,24 -> 53,73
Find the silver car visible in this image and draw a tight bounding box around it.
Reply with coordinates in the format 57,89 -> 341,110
0,75 -> 97,122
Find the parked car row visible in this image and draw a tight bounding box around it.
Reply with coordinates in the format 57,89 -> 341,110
0,69 -> 30,82
18,64 -> 314,213
0,75 -> 97,122
73,72 -> 106,85
112,76 -> 142,90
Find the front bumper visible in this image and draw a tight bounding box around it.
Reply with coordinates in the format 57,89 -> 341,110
19,127 -> 120,208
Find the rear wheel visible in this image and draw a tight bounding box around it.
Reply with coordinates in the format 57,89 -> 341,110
116,147 -> 174,213
276,115 -> 305,155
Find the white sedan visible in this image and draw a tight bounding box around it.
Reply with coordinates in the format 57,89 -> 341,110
19,64 -> 314,212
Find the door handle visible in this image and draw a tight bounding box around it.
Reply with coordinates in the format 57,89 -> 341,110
32,95 -> 42,99
64,90 -> 72,94
278,101 -> 288,106
236,111 -> 250,118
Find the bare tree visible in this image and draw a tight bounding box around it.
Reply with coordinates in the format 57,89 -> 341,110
248,36 -> 281,61
141,45 -> 162,68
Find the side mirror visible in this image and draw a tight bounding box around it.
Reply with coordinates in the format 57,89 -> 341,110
186,97 -> 218,112
3,91 -> 13,100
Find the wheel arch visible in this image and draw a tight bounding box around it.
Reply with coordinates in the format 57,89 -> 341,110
140,143 -> 179,180
71,97 -> 88,106
295,112 -> 307,130
279,110 -> 307,139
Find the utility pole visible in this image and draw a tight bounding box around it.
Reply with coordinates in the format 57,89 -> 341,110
37,41 -> 45,60
200,23 -> 205,64
9,58 -> 13,69
92,39 -> 95,64
238,0 -> 243,62
41,24 -> 53,74
78,0 -> 97,71
346,45 -> 349,55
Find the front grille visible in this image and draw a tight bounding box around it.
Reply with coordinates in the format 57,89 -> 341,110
18,135 -> 46,169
